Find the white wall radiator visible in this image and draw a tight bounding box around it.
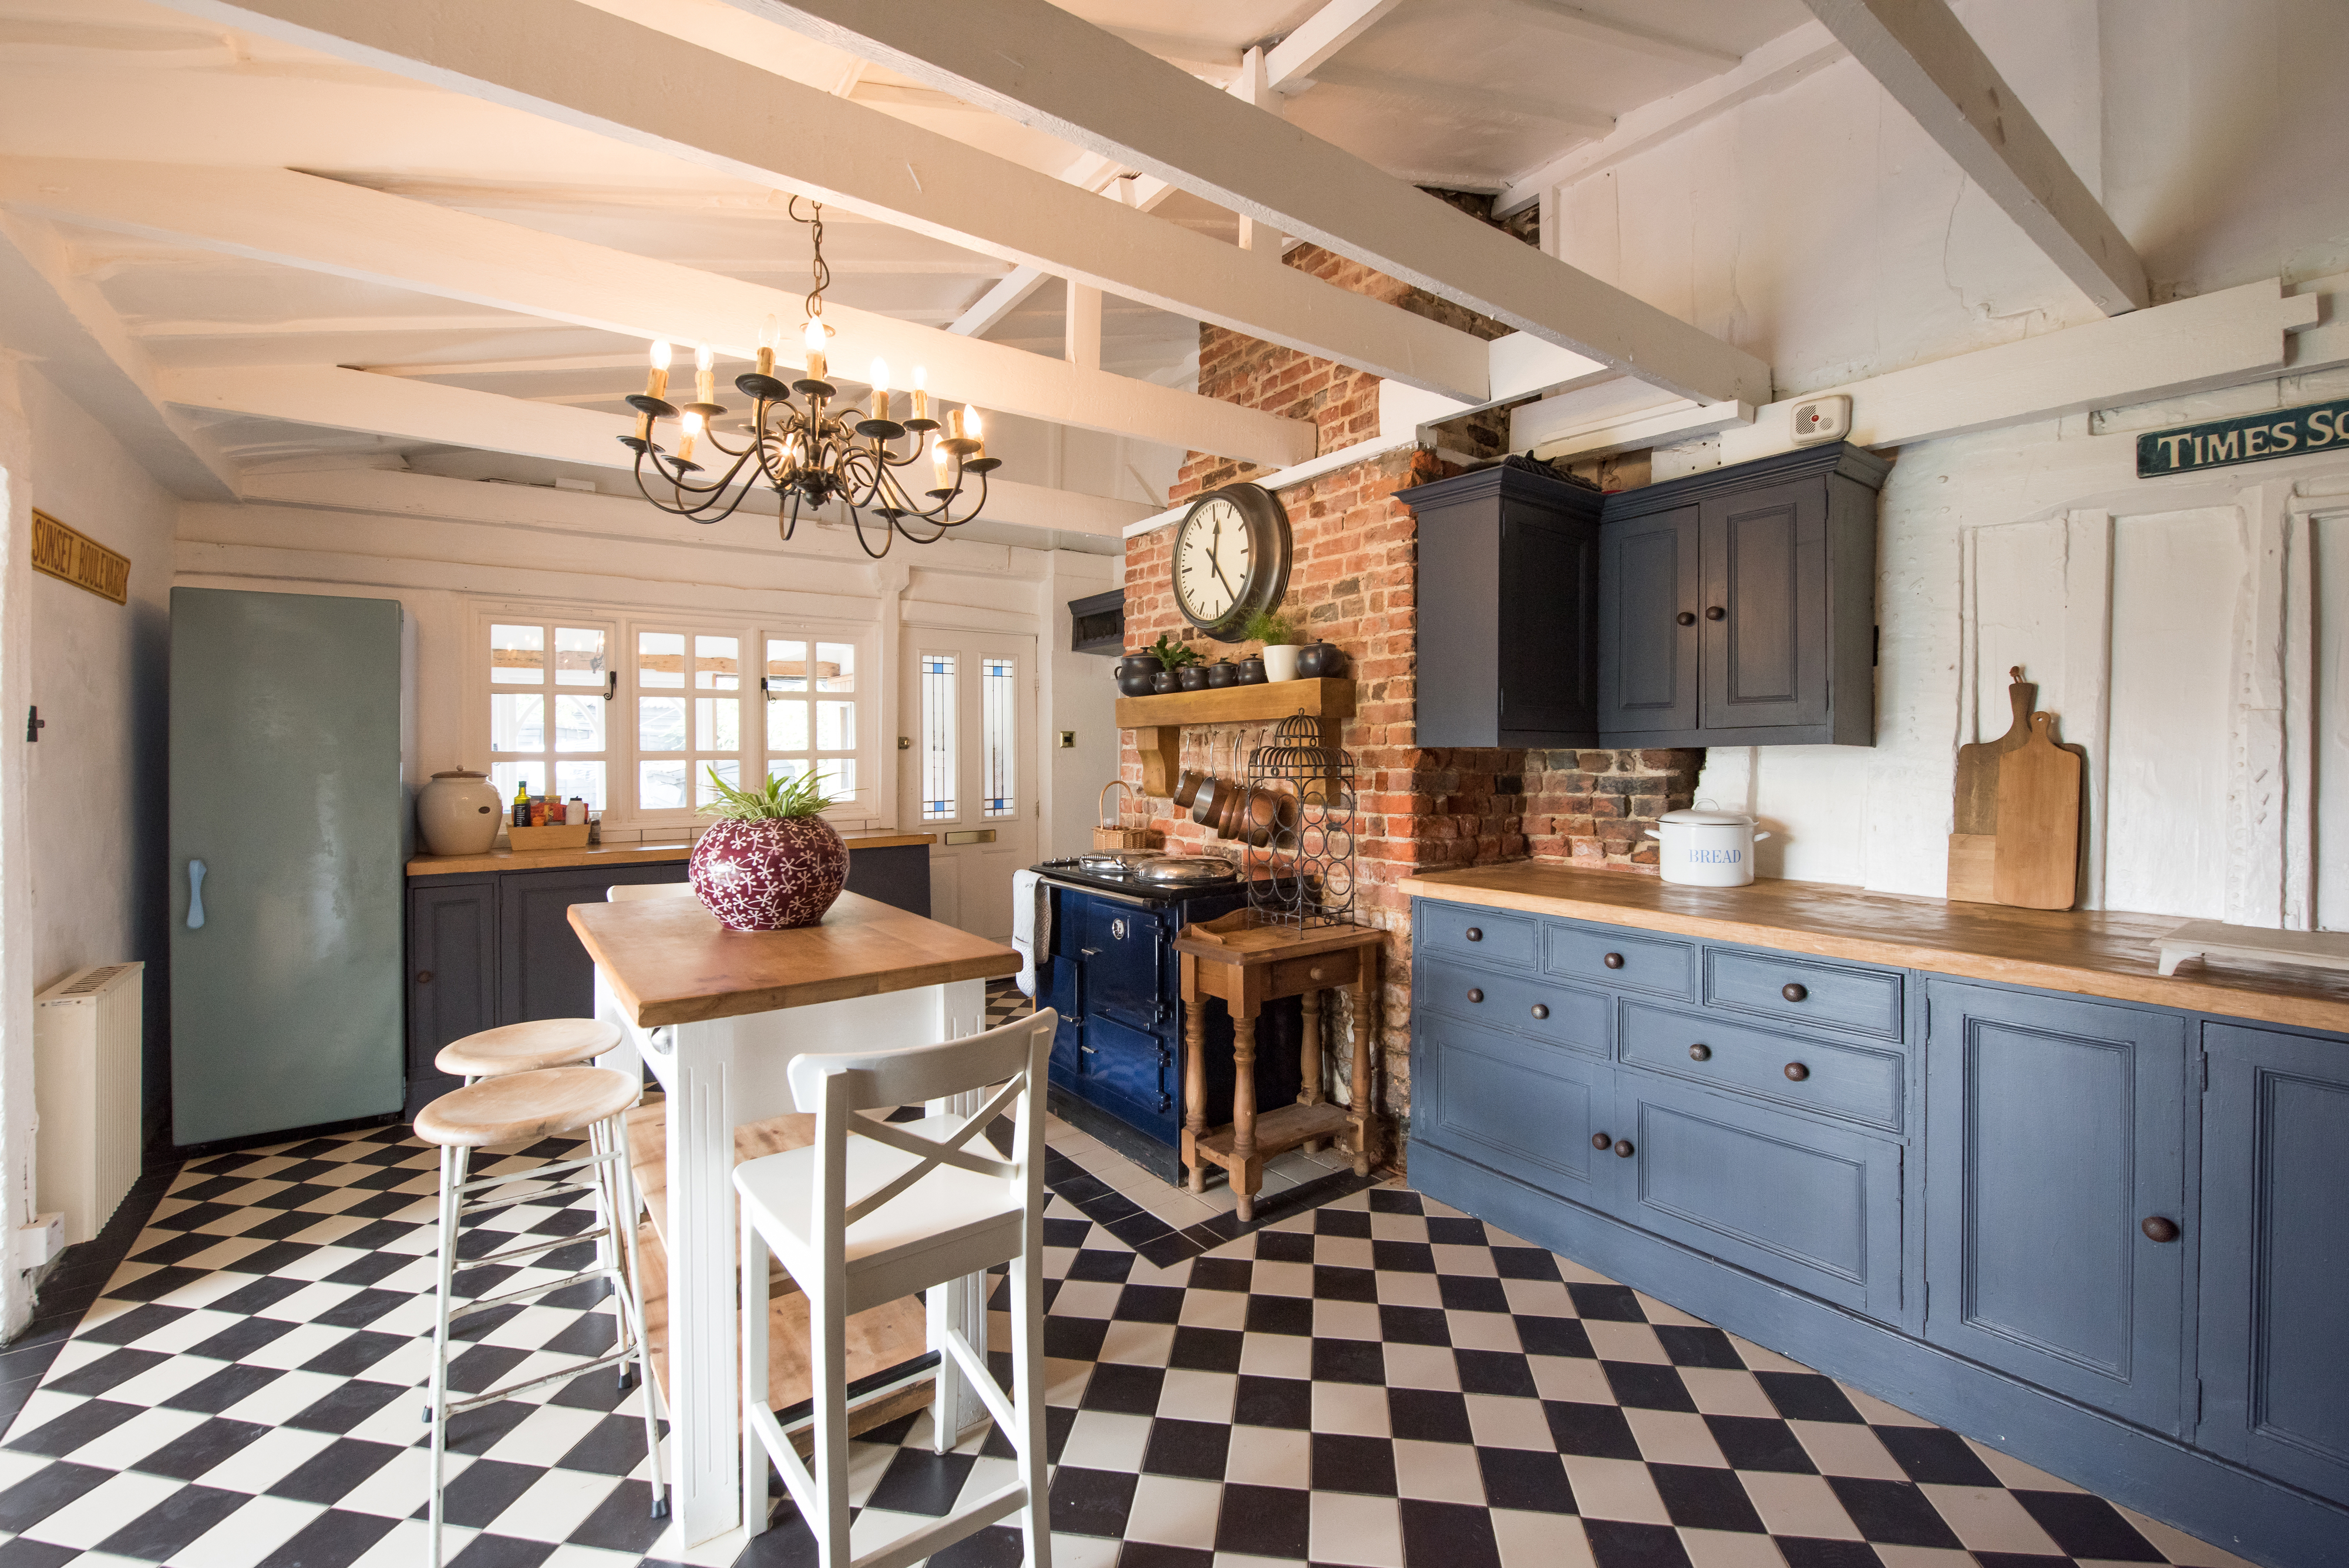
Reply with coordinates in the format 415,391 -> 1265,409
35,963 -> 144,1245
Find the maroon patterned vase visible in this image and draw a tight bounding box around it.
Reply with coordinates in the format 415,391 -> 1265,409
688,816 -> 848,931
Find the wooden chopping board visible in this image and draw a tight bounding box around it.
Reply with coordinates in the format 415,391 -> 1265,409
1947,668 -> 2035,903
1993,712 -> 2082,910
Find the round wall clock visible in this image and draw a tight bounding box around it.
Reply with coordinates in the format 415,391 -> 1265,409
1170,482 -> 1291,641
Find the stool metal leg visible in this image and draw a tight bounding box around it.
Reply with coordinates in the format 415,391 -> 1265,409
611,1112 -> 669,1516
426,1140 -> 469,1568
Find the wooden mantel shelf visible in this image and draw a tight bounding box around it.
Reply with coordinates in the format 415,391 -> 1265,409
1116,678 -> 1356,795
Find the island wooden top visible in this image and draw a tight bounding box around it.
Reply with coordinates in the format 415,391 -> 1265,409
567,889 -> 1018,1027
1400,863 -> 2349,1035
408,831 -> 935,877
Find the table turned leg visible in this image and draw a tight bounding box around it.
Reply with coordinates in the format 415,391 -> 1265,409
1182,956 -> 1208,1194
1232,1010 -> 1260,1222
1351,951 -> 1380,1177
1299,988 -> 1325,1153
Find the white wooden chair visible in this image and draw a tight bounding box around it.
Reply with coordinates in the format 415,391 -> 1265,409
734,1010 -> 1056,1568
606,880 -> 696,901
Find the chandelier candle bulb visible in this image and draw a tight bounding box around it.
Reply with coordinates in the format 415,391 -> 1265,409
802,318 -> 826,382
694,343 -> 715,404
911,366 -> 928,425
967,407 -> 985,457
932,440 -> 953,490
756,315 -> 778,379
678,409 -> 702,465
870,359 -> 889,423
645,338 -> 672,401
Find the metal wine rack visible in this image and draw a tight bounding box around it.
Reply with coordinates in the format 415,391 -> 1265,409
1241,713 -> 1357,930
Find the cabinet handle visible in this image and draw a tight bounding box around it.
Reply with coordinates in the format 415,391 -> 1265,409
1783,1061 -> 1810,1082
1676,611 -> 1697,627
2141,1216 -> 2180,1243
1591,1132 -> 1611,1150
1466,988 -> 1484,1004
1081,1045 -> 1098,1056
1782,982 -> 1808,1002
1614,1139 -> 1635,1158
1530,1004 -> 1549,1020
1706,605 -> 1727,621
1465,927 -> 1483,942
1688,1042 -> 1711,1061
1603,951 -> 1625,969
416,971 -> 434,985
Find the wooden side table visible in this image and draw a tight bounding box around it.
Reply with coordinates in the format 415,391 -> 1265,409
1173,921 -> 1385,1220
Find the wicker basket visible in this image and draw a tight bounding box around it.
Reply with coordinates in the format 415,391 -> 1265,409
1093,779 -> 1159,851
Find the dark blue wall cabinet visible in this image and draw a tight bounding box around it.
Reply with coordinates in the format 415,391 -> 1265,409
1409,893 -> 2349,1564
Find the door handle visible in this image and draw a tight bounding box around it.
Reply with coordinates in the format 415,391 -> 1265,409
186,860 -> 207,929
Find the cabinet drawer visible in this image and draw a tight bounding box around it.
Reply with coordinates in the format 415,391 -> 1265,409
1416,1019 -> 1612,1206
1545,921 -> 1695,1000
1419,902 -> 1537,969
1620,1002 -> 1903,1130
1268,948 -> 1361,997
1705,948 -> 1903,1040
1419,957 -> 1610,1059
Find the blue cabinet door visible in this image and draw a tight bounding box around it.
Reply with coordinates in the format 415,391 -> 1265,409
1923,981 -> 2189,1432
1414,1018 -> 1616,1209
405,877 -> 496,1116
2198,1022 -> 2349,1505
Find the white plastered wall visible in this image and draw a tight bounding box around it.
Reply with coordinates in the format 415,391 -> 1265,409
0,360 -> 34,1336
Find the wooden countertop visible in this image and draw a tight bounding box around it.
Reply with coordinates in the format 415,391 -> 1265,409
407,831 -> 935,877
1401,863 -> 2349,1036
567,889 -> 1018,1027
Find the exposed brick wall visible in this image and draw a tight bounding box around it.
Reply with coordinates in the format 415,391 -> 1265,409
1118,243 -> 1701,1150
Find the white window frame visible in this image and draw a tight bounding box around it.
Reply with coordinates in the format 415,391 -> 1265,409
474,609 -> 620,816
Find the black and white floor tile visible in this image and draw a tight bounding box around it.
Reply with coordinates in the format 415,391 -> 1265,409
0,983 -> 2250,1568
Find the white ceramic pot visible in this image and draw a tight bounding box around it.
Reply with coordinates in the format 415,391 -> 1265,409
418,769 -> 503,856
1644,805 -> 1771,887
1261,643 -> 1303,681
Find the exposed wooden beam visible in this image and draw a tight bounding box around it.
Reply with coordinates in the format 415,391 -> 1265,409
947,265 -> 1049,338
1264,0 -> 1404,92
1308,63 -> 1614,137
1065,282 -> 1102,371
132,311 -> 551,339
1488,0 -> 1739,73
153,0 -> 1492,403
0,159 -> 1314,467
731,0 -> 1772,408
1801,0 -> 2146,314
157,364 -> 1153,537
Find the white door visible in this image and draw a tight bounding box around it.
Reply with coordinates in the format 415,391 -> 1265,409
900,628 -> 1038,940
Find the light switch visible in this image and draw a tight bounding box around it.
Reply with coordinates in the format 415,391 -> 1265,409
1059,731 -> 1076,749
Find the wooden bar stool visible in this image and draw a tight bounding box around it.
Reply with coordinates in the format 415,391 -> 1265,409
413,1066 -> 667,1567
735,1010 -> 1056,1568
435,1018 -> 621,1083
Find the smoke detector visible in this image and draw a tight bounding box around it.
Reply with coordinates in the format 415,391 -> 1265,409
1791,395 -> 1851,445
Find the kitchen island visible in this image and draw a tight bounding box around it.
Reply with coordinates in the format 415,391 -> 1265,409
568,891 -> 1018,1550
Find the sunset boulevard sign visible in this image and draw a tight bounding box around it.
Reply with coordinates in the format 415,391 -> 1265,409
2137,396 -> 2349,477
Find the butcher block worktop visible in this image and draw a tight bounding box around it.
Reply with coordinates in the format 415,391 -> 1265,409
567,889 -> 1017,1027
1401,863 -> 2349,1035
406,831 -> 934,877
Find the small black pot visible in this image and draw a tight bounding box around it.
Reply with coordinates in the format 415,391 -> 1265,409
1206,659 -> 1238,689
1116,654 -> 1159,697
1237,655 -> 1267,685
1151,669 -> 1178,695
1177,664 -> 1210,692
1295,641 -> 1347,679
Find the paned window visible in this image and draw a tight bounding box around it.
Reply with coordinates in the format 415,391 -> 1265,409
981,656 -> 1017,818
920,653 -> 957,822
764,638 -> 861,807
486,620 -> 611,810
637,630 -> 745,810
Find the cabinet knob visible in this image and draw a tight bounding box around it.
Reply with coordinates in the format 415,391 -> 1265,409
416,970 -> 433,985
1591,1132 -> 1611,1150
1783,1061 -> 1810,1082
1614,1139 -> 1635,1158
1308,965 -> 1326,981
1676,611 -> 1697,627
1603,951 -> 1625,969
1530,1004 -> 1549,1020
1706,605 -> 1727,621
1465,927 -> 1483,942
2141,1216 -> 2180,1244
1782,982 -> 1808,1002
1466,988 -> 1484,1004
1688,1042 -> 1711,1062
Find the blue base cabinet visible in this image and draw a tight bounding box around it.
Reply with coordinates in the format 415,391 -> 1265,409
1409,893 -> 2349,1567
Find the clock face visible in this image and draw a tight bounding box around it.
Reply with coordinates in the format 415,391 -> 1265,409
1170,484 -> 1290,640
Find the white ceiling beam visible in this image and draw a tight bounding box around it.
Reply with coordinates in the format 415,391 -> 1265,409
1486,0 -> 1740,73
1307,64 -> 1614,138
157,364 -> 1153,537
1264,0 -> 1404,93
0,210 -> 240,499
947,265 -> 1050,338
1066,282 -> 1102,372
731,0 -> 1772,408
152,0 -> 1492,405
0,159 -> 1314,467
1801,0 -> 2146,314
133,312 -> 551,339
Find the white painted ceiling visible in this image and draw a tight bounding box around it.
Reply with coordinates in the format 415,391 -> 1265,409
0,0 -> 1816,541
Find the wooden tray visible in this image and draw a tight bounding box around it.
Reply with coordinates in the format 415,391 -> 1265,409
508,823 -> 591,850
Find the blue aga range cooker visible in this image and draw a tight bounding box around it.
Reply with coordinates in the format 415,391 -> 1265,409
1033,858 -> 1301,1182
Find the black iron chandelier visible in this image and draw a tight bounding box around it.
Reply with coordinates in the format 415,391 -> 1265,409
620,198 -> 999,557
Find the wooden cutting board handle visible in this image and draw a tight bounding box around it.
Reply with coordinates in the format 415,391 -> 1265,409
1992,712 -> 2082,910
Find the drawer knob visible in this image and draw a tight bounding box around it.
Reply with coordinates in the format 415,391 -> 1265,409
1614,1139 -> 1635,1158
1783,1061 -> 1810,1082
1591,1132 -> 1611,1150
1465,927 -> 1483,942
1706,605 -> 1727,621
1782,982 -> 1808,1002
1530,1004 -> 1549,1021
1676,611 -> 1697,627
1688,1042 -> 1711,1062
1466,988 -> 1485,1004
1308,965 -> 1326,981
2142,1216 -> 2180,1244
416,970 -> 434,985
1602,951 -> 1626,970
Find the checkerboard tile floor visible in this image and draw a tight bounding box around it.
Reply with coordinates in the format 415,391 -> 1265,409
0,984 -> 2253,1568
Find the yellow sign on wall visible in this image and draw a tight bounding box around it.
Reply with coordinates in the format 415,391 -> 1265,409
29,510 -> 130,604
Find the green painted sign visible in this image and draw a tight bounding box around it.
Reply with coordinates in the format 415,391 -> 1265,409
2137,396 -> 2349,477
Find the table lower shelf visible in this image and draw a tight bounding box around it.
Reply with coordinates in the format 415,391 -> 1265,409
1186,1099 -> 1355,1180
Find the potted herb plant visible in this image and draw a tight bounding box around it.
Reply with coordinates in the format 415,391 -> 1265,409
1243,607 -> 1302,681
1149,632 -> 1200,694
688,767 -> 847,930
